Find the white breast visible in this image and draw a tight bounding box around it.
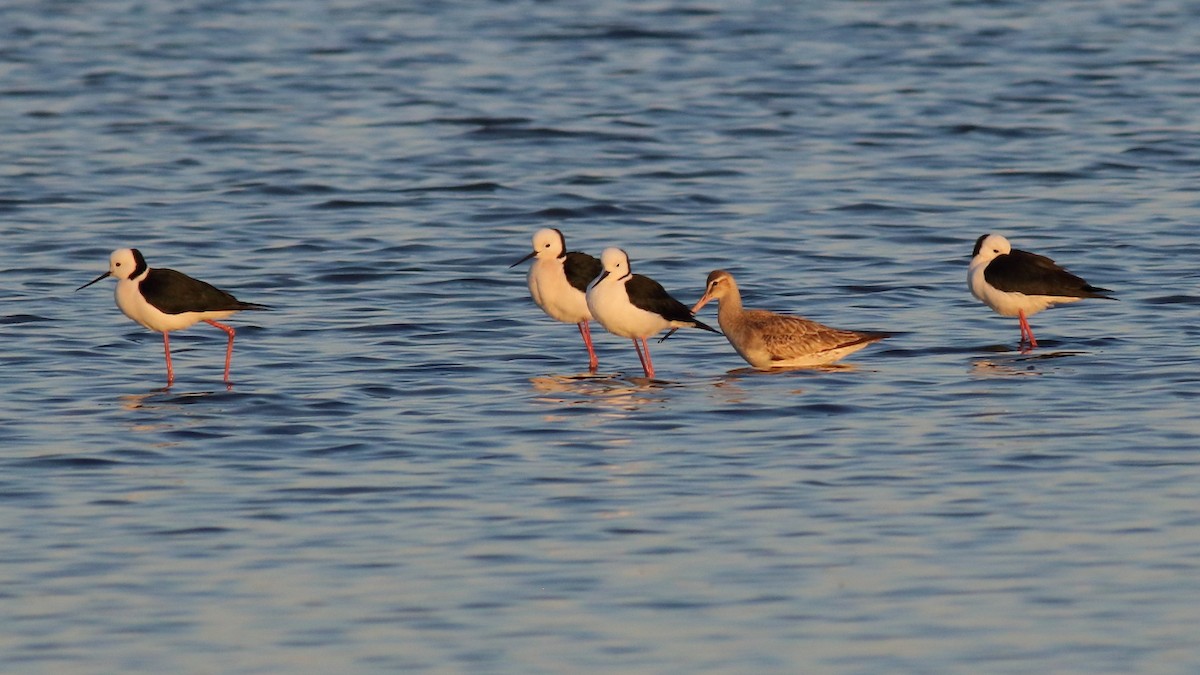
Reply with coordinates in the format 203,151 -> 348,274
115,280 -> 233,332
528,257 -> 591,324
968,261 -> 1076,318
587,278 -> 669,339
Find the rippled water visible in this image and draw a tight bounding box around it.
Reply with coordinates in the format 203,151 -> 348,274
4,0 -> 1200,672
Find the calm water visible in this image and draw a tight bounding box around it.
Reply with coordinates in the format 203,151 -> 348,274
4,1 -> 1200,672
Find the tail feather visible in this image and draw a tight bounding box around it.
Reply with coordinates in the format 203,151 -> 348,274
658,319 -> 720,343
235,301 -> 271,311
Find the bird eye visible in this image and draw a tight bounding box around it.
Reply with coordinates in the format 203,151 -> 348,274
115,262 -> 121,267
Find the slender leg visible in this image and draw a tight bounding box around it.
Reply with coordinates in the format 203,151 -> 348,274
1018,310 -> 1038,349
631,338 -> 650,378
578,321 -> 599,371
162,332 -> 174,386
642,338 -> 655,378
204,320 -> 237,383
634,337 -> 655,378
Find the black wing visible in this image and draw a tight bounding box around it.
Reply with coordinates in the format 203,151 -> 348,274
985,249 -> 1113,298
563,251 -> 602,292
626,275 -> 719,333
141,268 -> 268,314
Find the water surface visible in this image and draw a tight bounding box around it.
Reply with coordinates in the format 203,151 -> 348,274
3,1 -> 1200,673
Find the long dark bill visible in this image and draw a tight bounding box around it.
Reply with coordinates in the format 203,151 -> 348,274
509,251 -> 537,268
76,271 -> 111,291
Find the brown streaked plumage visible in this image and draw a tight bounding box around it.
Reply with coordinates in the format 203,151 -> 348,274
691,270 -> 889,368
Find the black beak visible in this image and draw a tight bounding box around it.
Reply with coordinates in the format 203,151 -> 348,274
595,270 -> 609,283
509,250 -> 537,268
76,271 -> 111,291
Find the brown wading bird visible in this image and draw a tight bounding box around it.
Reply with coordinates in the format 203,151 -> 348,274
682,269 -> 890,369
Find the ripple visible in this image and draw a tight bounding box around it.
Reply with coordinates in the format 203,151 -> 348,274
11,456 -> 123,469
312,199 -> 405,209
5,1 -> 1200,673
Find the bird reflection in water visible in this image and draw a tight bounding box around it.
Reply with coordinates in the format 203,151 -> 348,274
529,373 -> 671,412
971,349 -> 1083,377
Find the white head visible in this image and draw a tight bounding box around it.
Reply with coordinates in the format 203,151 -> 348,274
511,228 -> 567,267
971,234 -> 1011,264
109,248 -> 146,280
531,228 -> 566,258
598,247 -> 631,281
77,248 -> 147,290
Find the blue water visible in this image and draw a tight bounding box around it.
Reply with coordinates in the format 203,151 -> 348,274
4,1 -> 1200,672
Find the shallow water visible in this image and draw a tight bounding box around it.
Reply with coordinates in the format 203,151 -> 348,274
4,0 -> 1200,672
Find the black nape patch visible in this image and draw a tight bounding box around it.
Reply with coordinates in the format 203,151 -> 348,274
129,248 -> 148,280
971,234 -> 991,257
553,228 -> 567,258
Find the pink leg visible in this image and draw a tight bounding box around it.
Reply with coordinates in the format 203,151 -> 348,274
204,320 -> 237,383
1018,310 -> 1038,349
632,337 -> 655,378
640,338 -> 655,378
631,338 -> 648,377
578,321 -> 599,371
162,332 -> 174,386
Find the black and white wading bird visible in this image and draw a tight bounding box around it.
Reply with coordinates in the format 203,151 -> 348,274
968,234 -> 1114,349
585,247 -> 718,378
77,248 -> 268,386
511,228 -> 603,371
